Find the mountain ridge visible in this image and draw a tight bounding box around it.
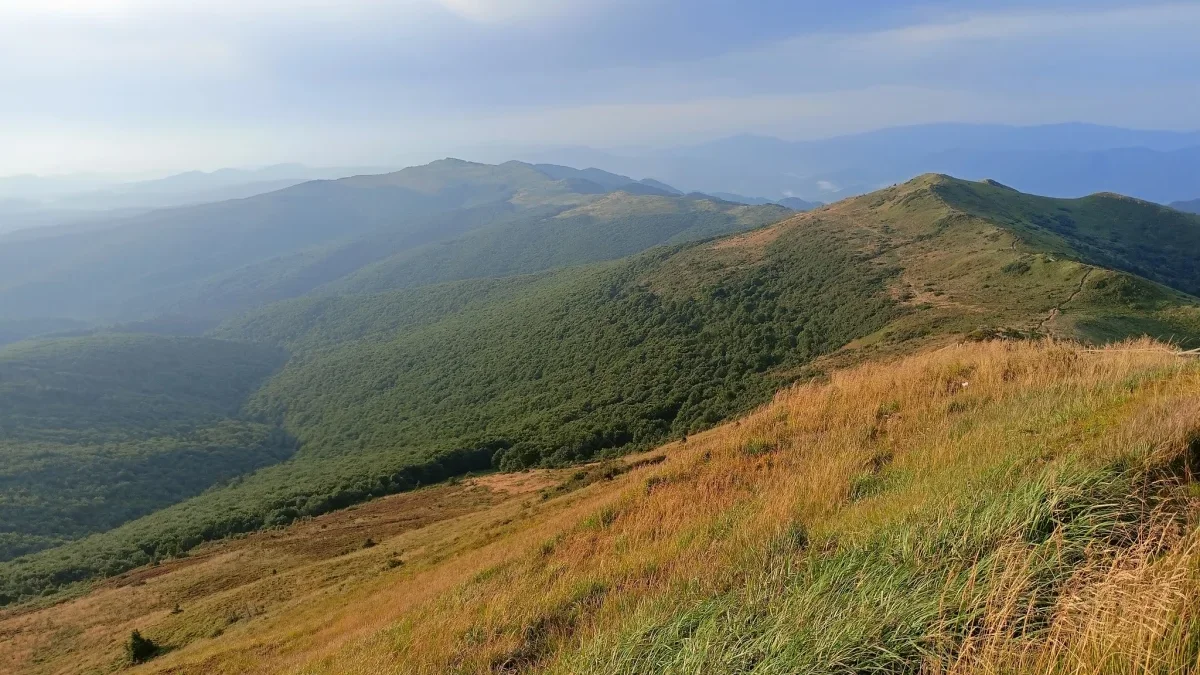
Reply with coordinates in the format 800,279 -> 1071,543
1172,198 -> 1200,214
0,160 -> 758,322
516,123 -> 1200,203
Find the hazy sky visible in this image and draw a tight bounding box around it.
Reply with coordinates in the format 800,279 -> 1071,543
3,0 -> 1200,174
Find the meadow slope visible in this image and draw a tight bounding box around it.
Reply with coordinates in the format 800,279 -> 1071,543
5,340 -> 1200,673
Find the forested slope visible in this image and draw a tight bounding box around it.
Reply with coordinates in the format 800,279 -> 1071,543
4,174 -> 1200,605
0,335 -> 288,561
323,194 -> 788,296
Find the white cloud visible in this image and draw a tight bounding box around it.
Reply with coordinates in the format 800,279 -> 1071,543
816,181 -> 839,192
872,3 -> 1200,46
666,2 -> 1200,84
437,0 -> 627,23
0,0 -> 618,21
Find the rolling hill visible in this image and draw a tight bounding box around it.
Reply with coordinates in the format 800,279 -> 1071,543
3,174 -> 1200,607
0,317 -> 89,346
1172,198 -> 1200,214
319,193 -> 788,296
703,192 -> 820,211
0,160 -> 785,323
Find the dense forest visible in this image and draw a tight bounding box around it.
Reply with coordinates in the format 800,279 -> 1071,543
0,335 -> 288,561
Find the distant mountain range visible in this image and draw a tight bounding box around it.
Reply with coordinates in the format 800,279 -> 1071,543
507,123 -> 1200,204
1172,198 -> 1200,214
0,165 -> 394,234
0,159 -> 787,324
8,122 -> 1198,236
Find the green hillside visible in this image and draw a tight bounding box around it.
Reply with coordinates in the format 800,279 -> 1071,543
210,275 -> 548,352
933,178 -> 1200,296
324,194 -> 789,296
0,160 -> 789,323
0,334 -> 288,561
4,175 -> 1200,605
156,202 -> 550,317
0,160 -> 572,320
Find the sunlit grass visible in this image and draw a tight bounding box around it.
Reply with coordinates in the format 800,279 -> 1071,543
6,339 -> 1200,674
298,339 -> 1200,674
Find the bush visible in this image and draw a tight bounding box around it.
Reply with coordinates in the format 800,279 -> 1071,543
126,630 -> 159,664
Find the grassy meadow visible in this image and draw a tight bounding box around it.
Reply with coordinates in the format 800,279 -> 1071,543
5,338 -> 1200,673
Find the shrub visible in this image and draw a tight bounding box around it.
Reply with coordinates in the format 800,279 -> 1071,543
126,630 -> 159,664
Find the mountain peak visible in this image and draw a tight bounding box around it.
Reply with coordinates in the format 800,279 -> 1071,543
981,178 -> 1017,191
905,172 -> 955,186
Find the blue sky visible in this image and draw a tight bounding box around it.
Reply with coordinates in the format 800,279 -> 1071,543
2,0 -> 1199,174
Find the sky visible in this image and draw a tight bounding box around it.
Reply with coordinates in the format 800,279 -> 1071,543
2,0 -> 1200,174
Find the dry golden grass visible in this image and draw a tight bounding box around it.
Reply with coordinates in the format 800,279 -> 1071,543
0,467 -> 572,674
7,340 -> 1200,674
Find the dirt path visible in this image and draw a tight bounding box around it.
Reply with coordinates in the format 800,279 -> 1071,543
1038,267 -> 1093,331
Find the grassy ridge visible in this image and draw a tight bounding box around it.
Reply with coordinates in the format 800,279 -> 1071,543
7,341 -> 1198,673
934,178 -> 1200,296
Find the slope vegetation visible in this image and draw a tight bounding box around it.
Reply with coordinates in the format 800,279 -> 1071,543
933,178 -> 1200,296
5,341 -> 1200,674
0,160 -> 780,322
323,193 -> 786,296
0,334 -> 288,562
3,174 -> 1200,606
